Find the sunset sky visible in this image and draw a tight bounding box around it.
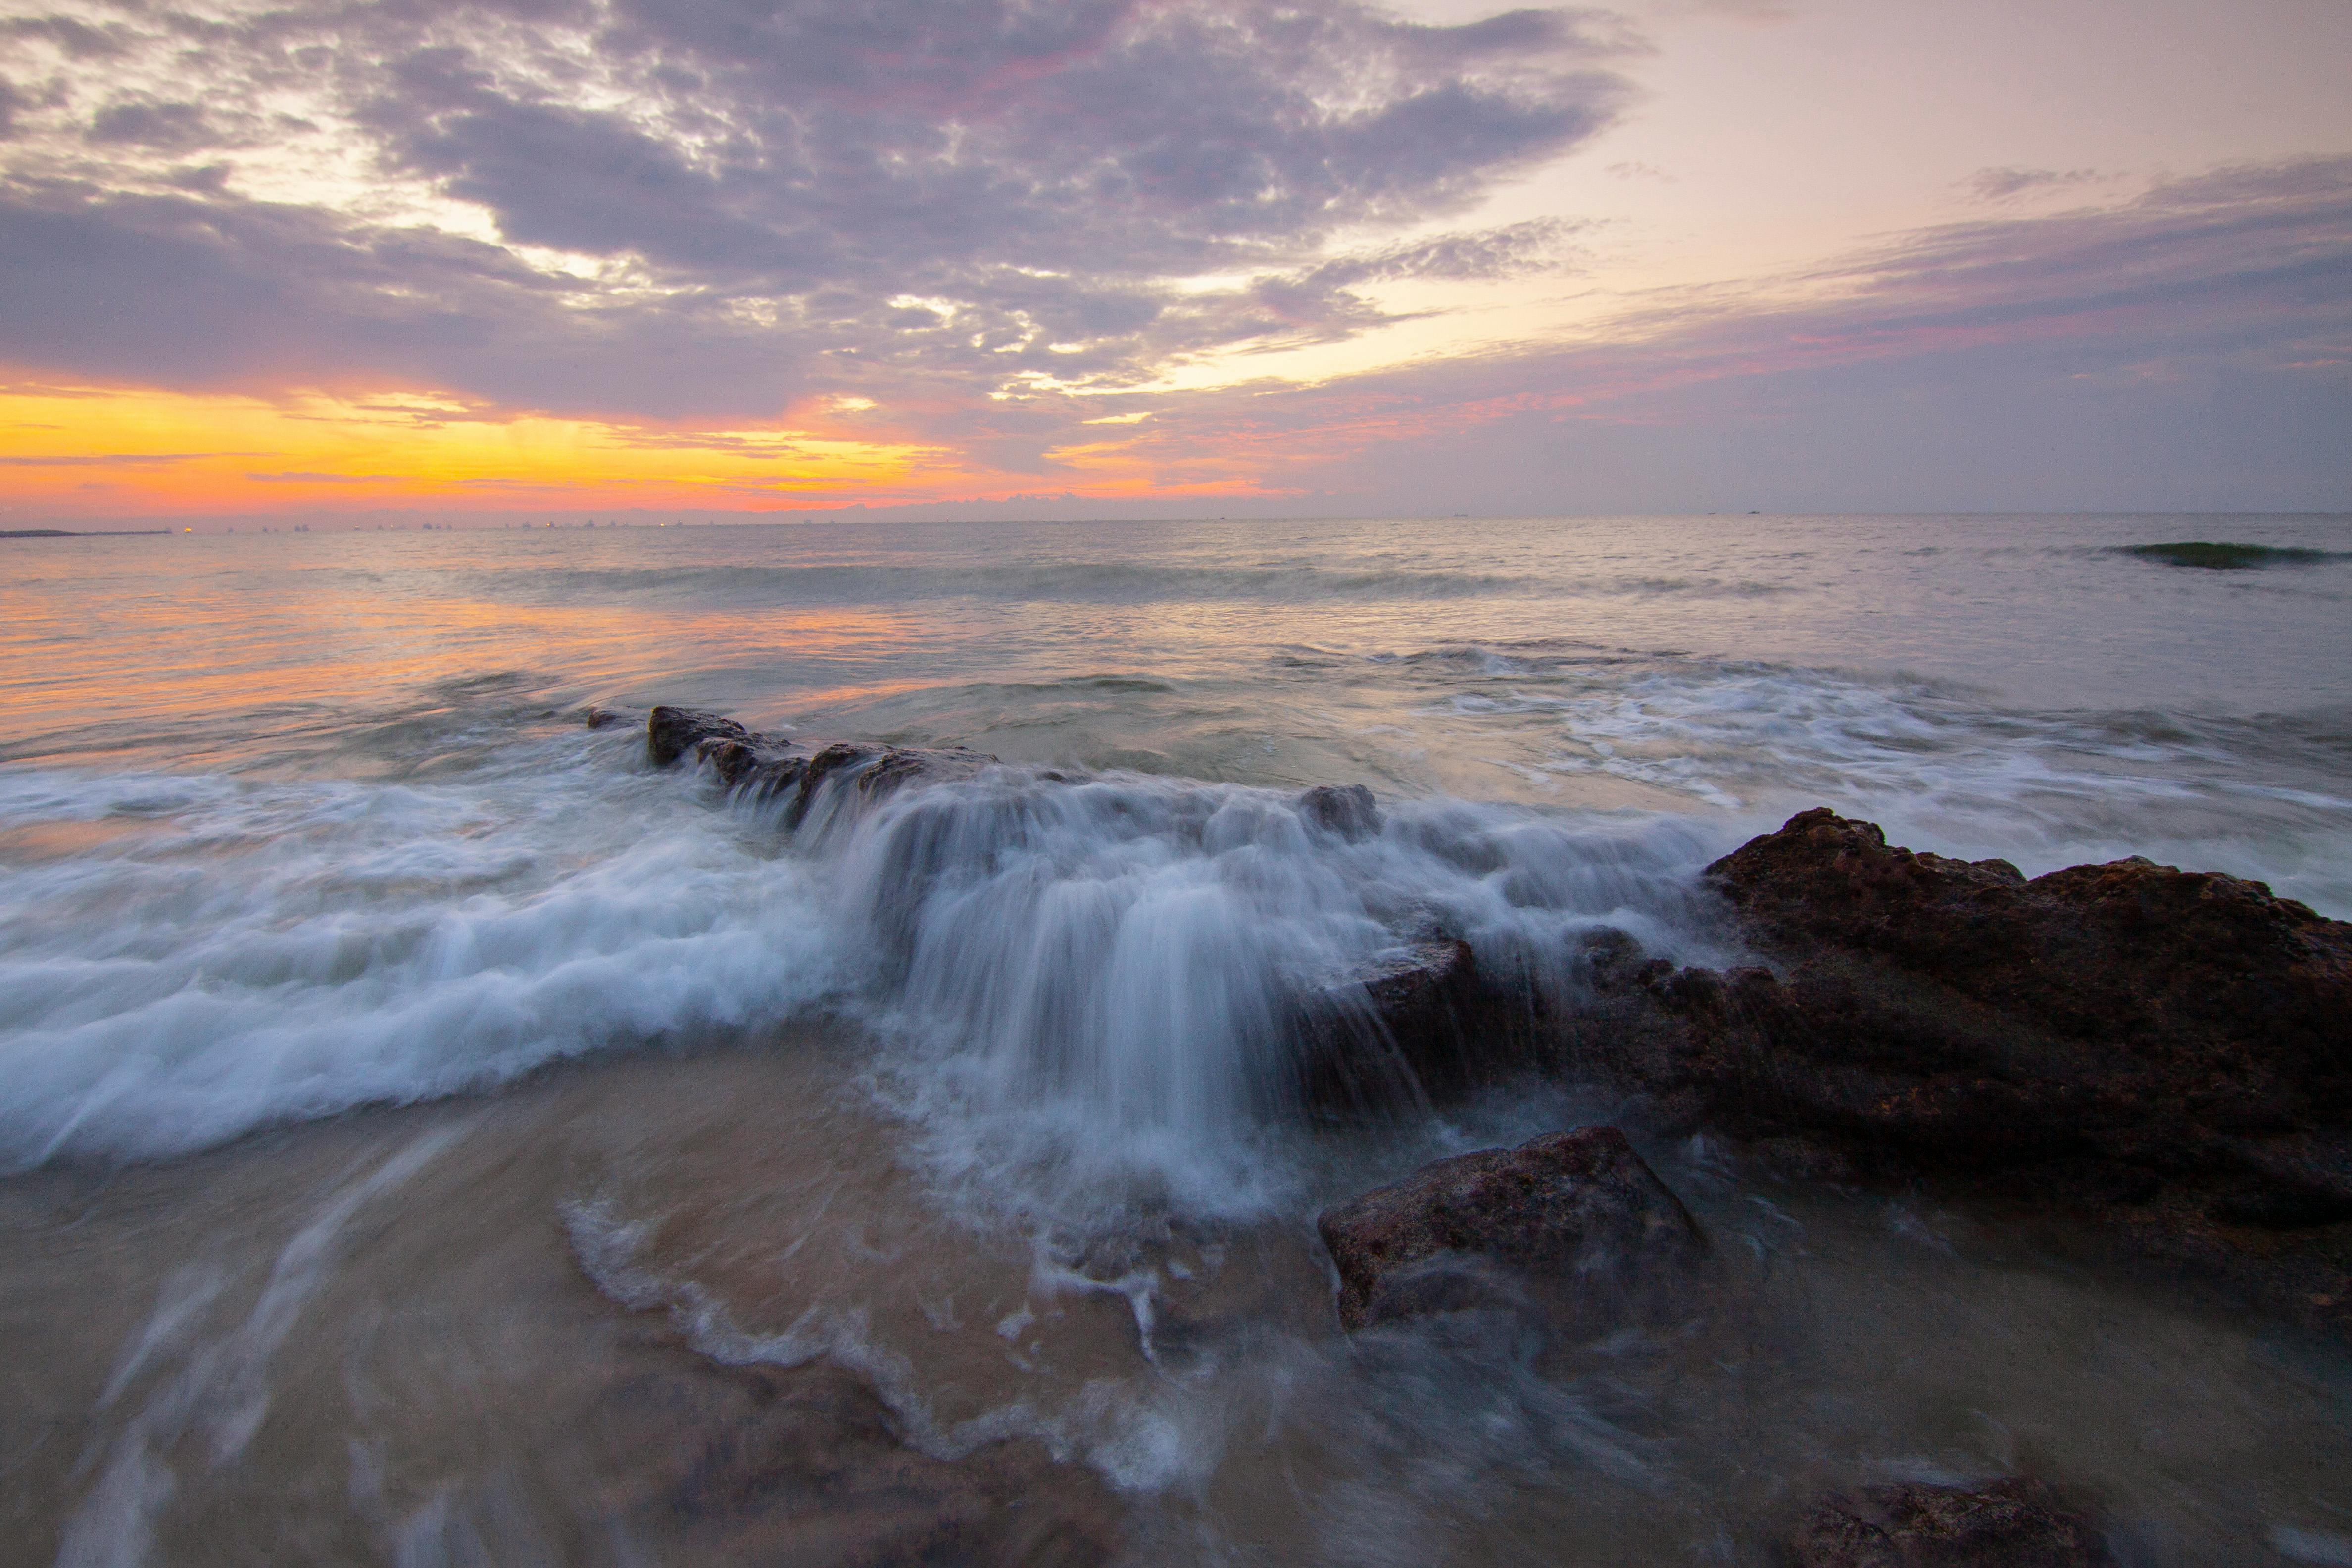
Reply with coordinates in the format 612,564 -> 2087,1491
2,0 -> 2347,522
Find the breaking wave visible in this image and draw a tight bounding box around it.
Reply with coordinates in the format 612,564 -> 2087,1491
0,737 -> 1731,1180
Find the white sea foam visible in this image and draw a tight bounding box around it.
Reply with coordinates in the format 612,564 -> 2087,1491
0,690 -> 1756,1177
0,751 -> 843,1168
4,654 -> 2346,1187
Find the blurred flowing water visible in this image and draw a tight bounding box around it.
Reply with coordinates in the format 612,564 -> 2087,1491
2,513 -> 2349,1565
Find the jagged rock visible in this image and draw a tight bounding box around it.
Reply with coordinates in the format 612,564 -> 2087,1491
1295,939 -> 1498,1112
799,740 -> 987,804
1317,1126 -> 1706,1334
692,735 -> 765,787
643,709 -> 994,822
1300,784 -> 1381,842
1561,809 -> 2352,1336
1711,810 -> 2349,1112
1793,1477 -> 2110,1567
648,706 -> 753,767
1702,809 -> 2351,1177
786,741 -> 995,824
861,744 -> 994,800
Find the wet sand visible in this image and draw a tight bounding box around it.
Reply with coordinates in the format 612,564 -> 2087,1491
6,1036 -> 2348,1567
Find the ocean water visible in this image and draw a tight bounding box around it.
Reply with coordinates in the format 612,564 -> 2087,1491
2,513 -> 2349,1565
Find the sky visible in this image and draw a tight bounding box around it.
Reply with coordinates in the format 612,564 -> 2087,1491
0,0 -> 2347,522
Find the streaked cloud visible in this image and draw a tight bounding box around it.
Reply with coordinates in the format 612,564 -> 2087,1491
0,0 -> 2343,514
1962,166 -> 2111,204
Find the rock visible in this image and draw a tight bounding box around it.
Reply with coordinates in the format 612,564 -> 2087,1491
861,743 -> 994,800
1300,784 -> 1381,842
584,706 -> 624,730
691,735 -> 767,787
642,708 -> 995,824
648,706 -> 753,767
1560,809 -> 2352,1336
1793,1477 -> 2109,1567
1317,1126 -> 1706,1334
1295,939 -> 1500,1113
782,741 -> 995,827
1701,808 -> 2352,1179
1709,811 -> 2350,1117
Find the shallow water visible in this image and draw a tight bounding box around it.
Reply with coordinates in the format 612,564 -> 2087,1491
2,513 -> 2350,1564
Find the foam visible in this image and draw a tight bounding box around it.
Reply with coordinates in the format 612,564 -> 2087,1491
0,750 -> 842,1168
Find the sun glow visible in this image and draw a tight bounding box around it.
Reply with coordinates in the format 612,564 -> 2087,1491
0,384 -> 1034,518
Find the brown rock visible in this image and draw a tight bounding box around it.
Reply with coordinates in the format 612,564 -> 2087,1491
691,735 -> 772,787
648,706 -> 753,767
1295,939 -> 1499,1113
785,741 -> 995,826
1794,1477 -> 2109,1568
1709,809 -> 2351,1130
1699,809 -> 2352,1186
642,708 -> 995,823
1317,1126 -> 1706,1333
1560,809 -> 2352,1335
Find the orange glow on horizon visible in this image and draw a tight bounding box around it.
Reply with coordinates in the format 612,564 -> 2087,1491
0,381 -> 1283,520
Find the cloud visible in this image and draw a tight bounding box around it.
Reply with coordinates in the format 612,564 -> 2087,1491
0,0 -> 2342,510
0,0 -> 1633,433
245,470 -> 408,482
0,451 -> 230,465
1046,156 -> 2352,502
86,101 -> 220,151
0,14 -> 131,61
1963,165 -> 2108,203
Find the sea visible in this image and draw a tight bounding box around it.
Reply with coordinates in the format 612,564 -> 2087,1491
2,512 -> 2348,1565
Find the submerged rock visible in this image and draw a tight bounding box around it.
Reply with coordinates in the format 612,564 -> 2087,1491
1317,1126 -> 1706,1334
1794,1477 -> 2110,1568
1299,783 -> 1381,842
594,1344 -> 1121,1568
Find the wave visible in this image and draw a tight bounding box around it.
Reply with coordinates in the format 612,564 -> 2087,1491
0,748 -> 844,1168
5,652 -> 2348,1184
428,561 -> 1807,611
0,738 -> 1734,1182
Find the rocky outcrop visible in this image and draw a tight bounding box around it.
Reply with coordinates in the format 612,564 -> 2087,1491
1711,811 -> 2349,1134
1793,1478 -> 2110,1568
642,709 -> 996,826
1317,1126 -> 1706,1334
647,706 -> 757,767
1561,809 -> 2352,1335
1280,806 -> 2350,1333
